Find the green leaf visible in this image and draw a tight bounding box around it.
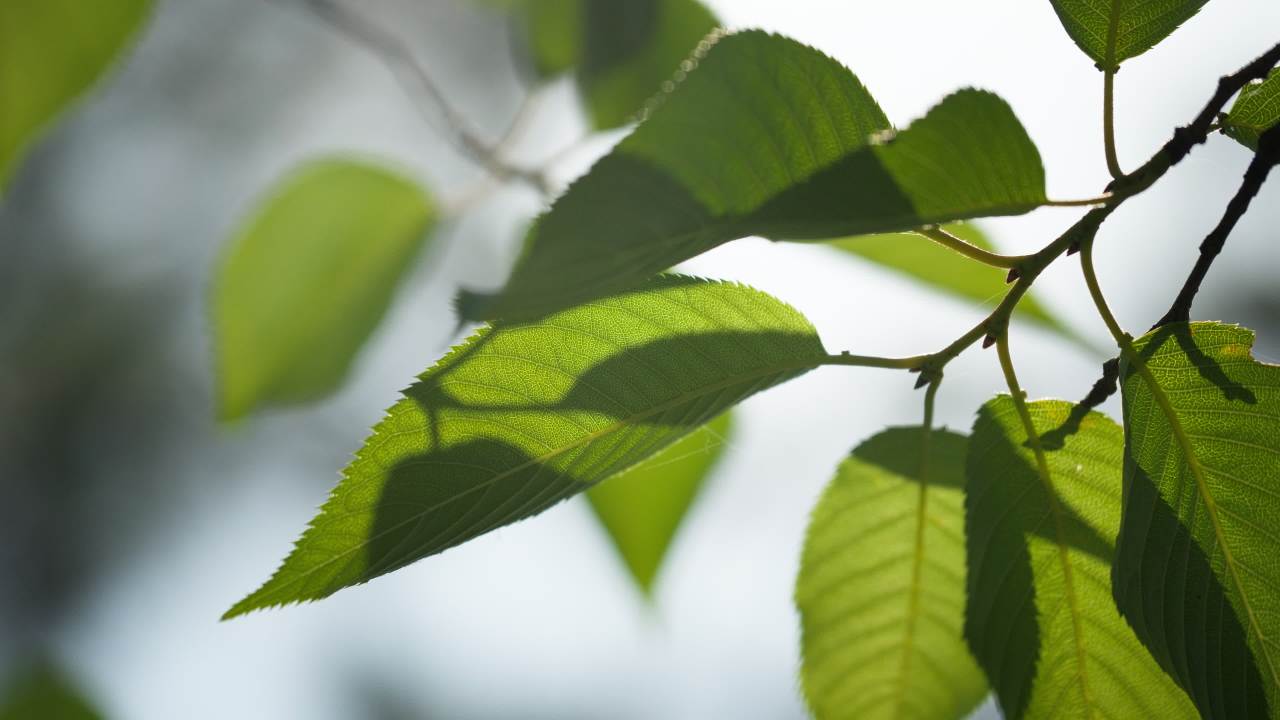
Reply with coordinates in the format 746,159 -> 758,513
1047,0 -> 1210,70
0,664 -> 102,720
213,156 -> 436,421
830,223 -> 1079,342
966,397 -> 1196,719
1223,69 -> 1280,151
586,412 -> 731,595
796,427 -> 987,720
226,276 -> 831,618
519,0 -> 581,77
515,0 -> 718,129
1114,322 -> 1280,718
461,31 -> 1047,323
0,0 -> 153,193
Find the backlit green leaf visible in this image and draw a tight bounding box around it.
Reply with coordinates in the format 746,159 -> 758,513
226,276 -> 831,618
0,0 -> 153,193
0,664 -> 101,720
966,397 -> 1196,719
514,0 -> 718,129
830,223 -> 1078,343
214,157 -> 436,421
586,412 -> 731,595
796,427 -> 986,720
1048,0 -> 1210,70
1114,322 -> 1280,718
460,31 -> 1047,323
1223,69 -> 1280,151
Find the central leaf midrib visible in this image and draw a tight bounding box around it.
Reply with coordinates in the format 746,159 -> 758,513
1005,400 -> 1097,716
892,428 -> 932,720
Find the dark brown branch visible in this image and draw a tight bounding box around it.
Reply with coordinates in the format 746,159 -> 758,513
1111,41 -> 1280,198
1079,358 -> 1121,411
1153,123 -> 1280,329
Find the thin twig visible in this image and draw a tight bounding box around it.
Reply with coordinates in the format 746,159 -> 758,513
291,0 -> 549,193
492,86 -> 547,161
1043,194 -> 1114,207
1113,41 -> 1280,198
1152,123 -> 1280,329
917,226 -> 1026,268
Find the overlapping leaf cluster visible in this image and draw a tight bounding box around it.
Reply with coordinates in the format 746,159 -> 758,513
195,2 -> 1280,719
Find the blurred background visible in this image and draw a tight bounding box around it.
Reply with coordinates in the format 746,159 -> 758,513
1,0 -> 1277,717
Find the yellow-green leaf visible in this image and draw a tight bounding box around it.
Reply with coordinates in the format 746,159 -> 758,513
1048,0 -> 1210,70
513,0 -> 718,129
966,397 -> 1196,719
797,427 -> 986,720
226,277 -> 831,618
0,0 -> 153,192
0,664 -> 101,720
1115,322 -> 1280,718
1223,69 -> 1280,151
587,412 -> 731,595
460,31 -> 1047,323
214,157 -> 436,420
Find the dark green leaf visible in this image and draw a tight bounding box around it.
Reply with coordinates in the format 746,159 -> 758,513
1114,322 -> 1280,718
213,157 -> 436,420
796,428 -> 986,720
461,31 -> 1047,323
966,397 -> 1196,719
1048,0 -> 1210,70
0,0 -> 153,192
830,223 -> 1081,344
586,412 -> 731,595
0,664 -> 102,720
226,276 -> 830,618
1223,69 -> 1280,151
515,0 -> 718,129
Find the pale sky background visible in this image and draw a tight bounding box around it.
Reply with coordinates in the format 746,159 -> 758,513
2,0 -> 1278,718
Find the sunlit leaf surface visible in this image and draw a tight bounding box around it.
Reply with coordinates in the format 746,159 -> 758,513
227,277 -> 830,617
797,427 -> 986,720
0,0 -> 153,192
586,412 -> 731,595
1115,322 -> 1280,718
460,31 -> 1047,323
1223,69 -> 1280,151
1048,0 -> 1210,69
966,397 -> 1196,719
214,157 -> 436,420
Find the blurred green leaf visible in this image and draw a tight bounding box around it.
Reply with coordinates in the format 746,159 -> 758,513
0,0 -> 153,193
1114,323 -> 1280,717
1223,69 -> 1280,151
226,277 -> 830,617
796,427 -> 986,720
1047,0 -> 1209,70
966,397 -> 1196,719
514,0 -> 718,129
214,156 -> 436,420
460,31 -> 1047,323
830,223 -> 1081,344
0,664 -> 102,720
586,412 -> 731,595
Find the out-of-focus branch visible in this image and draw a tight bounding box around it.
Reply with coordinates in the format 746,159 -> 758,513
291,0 -> 550,194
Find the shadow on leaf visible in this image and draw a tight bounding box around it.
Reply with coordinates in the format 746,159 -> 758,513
1112,450 -> 1268,719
